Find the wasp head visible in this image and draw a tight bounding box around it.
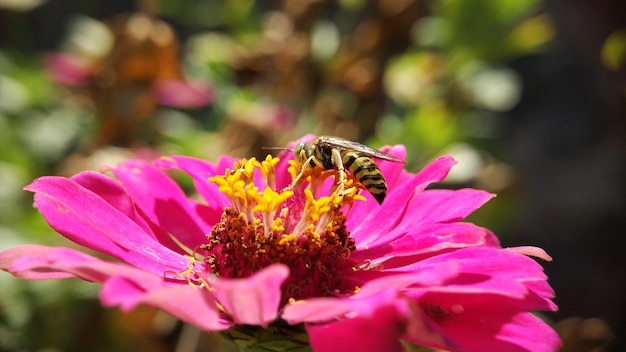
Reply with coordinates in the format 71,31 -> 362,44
294,142 -> 309,163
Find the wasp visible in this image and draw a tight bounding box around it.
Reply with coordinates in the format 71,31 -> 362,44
290,136 -> 405,204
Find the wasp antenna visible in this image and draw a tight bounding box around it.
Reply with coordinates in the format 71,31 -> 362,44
262,146 -> 294,152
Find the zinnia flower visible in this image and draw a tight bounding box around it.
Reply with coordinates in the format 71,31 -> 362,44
0,135 -> 560,351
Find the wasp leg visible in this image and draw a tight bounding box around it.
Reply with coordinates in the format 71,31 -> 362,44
331,148 -> 345,196
285,155 -> 316,191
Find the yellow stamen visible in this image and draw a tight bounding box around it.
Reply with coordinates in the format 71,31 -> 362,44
257,155 -> 280,191
204,153 -> 363,303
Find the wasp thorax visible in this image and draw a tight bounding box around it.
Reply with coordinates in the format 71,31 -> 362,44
203,156 -> 361,304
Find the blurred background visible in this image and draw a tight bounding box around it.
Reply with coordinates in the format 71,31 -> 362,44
0,0 -> 624,351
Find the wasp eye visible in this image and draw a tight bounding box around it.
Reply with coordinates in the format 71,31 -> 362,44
295,143 -> 306,160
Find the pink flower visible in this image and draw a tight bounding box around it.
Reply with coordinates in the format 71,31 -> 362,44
0,136 -> 560,351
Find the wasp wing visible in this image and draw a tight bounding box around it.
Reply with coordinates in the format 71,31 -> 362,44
316,136 -> 405,163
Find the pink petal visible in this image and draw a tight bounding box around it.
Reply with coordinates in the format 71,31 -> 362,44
395,188 -> 495,236
282,261 -> 459,324
1,245 -> 229,332
24,177 -> 186,274
388,247 -> 556,311
153,79 -> 214,108
355,188 -> 494,254
410,188 -> 496,223
401,247 -> 550,286
408,293 -> 561,352
403,299 -> 459,350
281,291 -> 399,325
492,312 -> 561,352
506,246 -> 553,261
0,245 -> 84,280
155,156 -> 230,213
100,275 -> 153,310
377,144 -> 408,189
111,159 -> 211,250
306,304 -> 406,352
70,171 -> 182,251
350,156 -> 458,247
9,246 -> 163,284
209,264 -> 289,326
357,260 -> 459,296
353,222 -> 500,265
101,277 -> 231,331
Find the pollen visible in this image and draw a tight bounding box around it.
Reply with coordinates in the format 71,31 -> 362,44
202,155 -> 363,304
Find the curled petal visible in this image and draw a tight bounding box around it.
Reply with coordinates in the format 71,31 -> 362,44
0,245 -> 85,280
0,245 -> 161,285
209,264 -> 289,326
506,246 -> 553,261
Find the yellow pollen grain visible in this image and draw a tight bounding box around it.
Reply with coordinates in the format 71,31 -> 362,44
326,221 -> 340,232
307,224 -> 321,241
279,233 -> 296,245
271,218 -> 285,233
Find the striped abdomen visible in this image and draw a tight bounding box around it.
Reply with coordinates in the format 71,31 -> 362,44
342,151 -> 388,204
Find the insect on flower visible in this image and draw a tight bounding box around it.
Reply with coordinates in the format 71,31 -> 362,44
0,135 -> 561,352
289,136 -> 405,204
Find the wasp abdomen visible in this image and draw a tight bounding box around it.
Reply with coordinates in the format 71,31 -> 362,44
342,152 -> 388,204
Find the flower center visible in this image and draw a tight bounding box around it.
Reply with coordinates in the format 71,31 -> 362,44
201,156 -> 365,304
